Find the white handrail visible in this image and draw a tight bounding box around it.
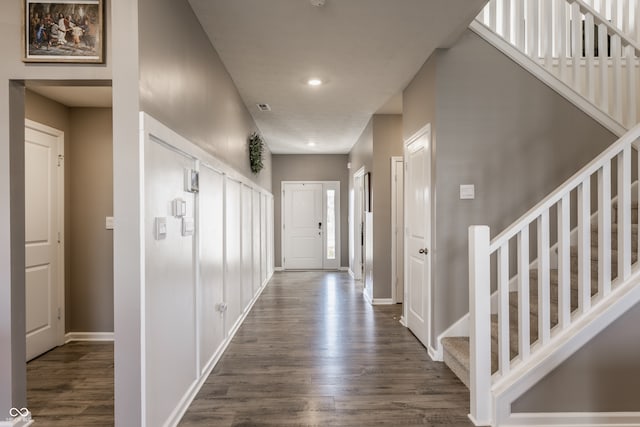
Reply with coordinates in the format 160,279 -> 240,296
469,125 -> 640,424
476,0 -> 640,129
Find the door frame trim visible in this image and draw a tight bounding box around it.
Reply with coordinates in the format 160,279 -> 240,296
402,123 -> 433,352
390,156 -> 403,304
25,118 -> 66,349
351,167 -> 365,280
281,180 -> 341,270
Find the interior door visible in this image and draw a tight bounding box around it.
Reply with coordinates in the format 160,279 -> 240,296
25,121 -> 63,361
283,183 -> 323,269
405,125 -> 431,349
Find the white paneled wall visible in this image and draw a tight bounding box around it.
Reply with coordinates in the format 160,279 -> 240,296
141,113 -> 274,427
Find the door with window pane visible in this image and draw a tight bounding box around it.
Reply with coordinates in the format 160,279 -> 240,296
282,181 -> 340,270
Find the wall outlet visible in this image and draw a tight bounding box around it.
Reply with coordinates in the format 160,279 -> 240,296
105,216 -> 115,230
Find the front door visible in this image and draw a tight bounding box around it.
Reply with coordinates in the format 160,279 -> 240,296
283,183 -> 323,269
404,125 -> 431,349
25,120 -> 64,361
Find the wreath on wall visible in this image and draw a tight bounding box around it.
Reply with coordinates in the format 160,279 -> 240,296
248,132 -> 265,174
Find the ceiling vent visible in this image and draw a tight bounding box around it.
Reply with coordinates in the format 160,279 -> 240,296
256,103 -> 271,112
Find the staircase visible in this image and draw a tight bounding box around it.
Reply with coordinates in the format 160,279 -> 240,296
442,204 -> 639,388
439,0 -> 640,425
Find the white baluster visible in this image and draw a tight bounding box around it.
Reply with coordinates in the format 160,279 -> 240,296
542,0 -> 554,67
517,228 -> 530,360
514,0 -> 525,50
598,162 -> 612,296
627,51 -> 637,127
618,146 -> 632,279
537,212 -> 551,344
498,243 -> 510,375
571,2 -> 582,91
555,0 -> 568,80
527,0 -> 540,58
577,179 -> 592,314
585,13 -> 596,101
469,226 -> 491,426
598,23 -> 609,115
557,194 -> 571,329
612,35 -> 624,122
490,0 -> 498,33
503,0 -> 512,42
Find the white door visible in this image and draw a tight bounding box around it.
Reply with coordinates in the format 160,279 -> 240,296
392,158 -> 405,304
352,169 -> 365,280
404,125 -> 431,349
25,120 -> 64,361
283,183 -> 323,269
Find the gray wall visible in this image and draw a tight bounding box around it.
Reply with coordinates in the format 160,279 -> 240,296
348,115 -> 403,299
272,154 -> 349,268
404,29 -> 617,348
514,302 -> 640,412
25,92 -> 114,334
0,0 -> 112,411
69,108 -> 114,333
138,0 -> 271,191
372,115 -> 403,299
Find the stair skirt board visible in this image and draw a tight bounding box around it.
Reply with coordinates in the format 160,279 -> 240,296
64,332 -> 114,343
503,412 -> 640,426
0,418 -> 34,427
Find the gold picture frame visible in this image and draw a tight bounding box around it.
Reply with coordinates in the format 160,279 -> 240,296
23,0 -> 104,63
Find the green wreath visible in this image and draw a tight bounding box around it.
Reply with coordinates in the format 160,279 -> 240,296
248,132 -> 265,174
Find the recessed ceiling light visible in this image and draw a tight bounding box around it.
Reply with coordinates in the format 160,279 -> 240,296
307,141 -> 316,147
307,78 -> 323,86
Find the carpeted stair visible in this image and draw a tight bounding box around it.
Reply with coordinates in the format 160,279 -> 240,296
442,203 -> 638,388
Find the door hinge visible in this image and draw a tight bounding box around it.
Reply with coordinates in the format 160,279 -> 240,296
57,307 -> 61,320
57,155 -> 64,167
57,232 -> 61,243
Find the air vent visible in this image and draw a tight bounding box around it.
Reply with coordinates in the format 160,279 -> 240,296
256,103 -> 271,112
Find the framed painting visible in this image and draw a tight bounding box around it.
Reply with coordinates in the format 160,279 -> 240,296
23,0 -> 104,63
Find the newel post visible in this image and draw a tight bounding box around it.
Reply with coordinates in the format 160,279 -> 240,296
469,226 -> 492,425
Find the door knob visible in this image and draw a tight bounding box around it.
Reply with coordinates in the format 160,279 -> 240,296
418,248 -> 428,254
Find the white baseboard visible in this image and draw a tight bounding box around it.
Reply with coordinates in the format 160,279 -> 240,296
399,316 -> 407,327
274,267 -> 284,272
428,344 -> 443,362
371,298 -> 394,305
504,411 -> 640,426
64,332 -> 114,343
435,313 -> 470,361
339,266 -> 349,272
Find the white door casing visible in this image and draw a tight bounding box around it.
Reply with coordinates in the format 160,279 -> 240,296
404,124 -> 432,350
352,168 -> 365,280
391,157 -> 405,304
25,120 -> 64,361
282,181 -> 341,270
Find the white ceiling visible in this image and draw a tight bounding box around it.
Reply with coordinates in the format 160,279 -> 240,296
189,0 -> 486,154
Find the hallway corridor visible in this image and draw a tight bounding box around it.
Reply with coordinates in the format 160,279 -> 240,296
180,271 -> 472,426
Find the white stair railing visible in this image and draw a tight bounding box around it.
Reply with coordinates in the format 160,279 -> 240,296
468,123 -> 640,425
475,0 -> 640,129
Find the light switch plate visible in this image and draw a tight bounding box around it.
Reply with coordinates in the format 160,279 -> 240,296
105,216 -> 114,230
460,184 -> 475,200
155,217 -> 167,240
172,198 -> 187,218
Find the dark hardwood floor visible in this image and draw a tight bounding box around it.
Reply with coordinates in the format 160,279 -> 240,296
180,271 -> 472,426
25,272 -> 472,426
27,341 -> 114,426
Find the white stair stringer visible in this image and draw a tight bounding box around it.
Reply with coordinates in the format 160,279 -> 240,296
491,274 -> 640,426
469,20 -> 627,138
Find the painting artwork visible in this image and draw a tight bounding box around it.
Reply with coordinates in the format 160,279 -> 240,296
24,0 -> 104,63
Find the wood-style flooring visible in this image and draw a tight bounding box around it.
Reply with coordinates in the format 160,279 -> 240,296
25,272 -> 472,426
180,271 -> 473,426
27,341 -> 114,426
